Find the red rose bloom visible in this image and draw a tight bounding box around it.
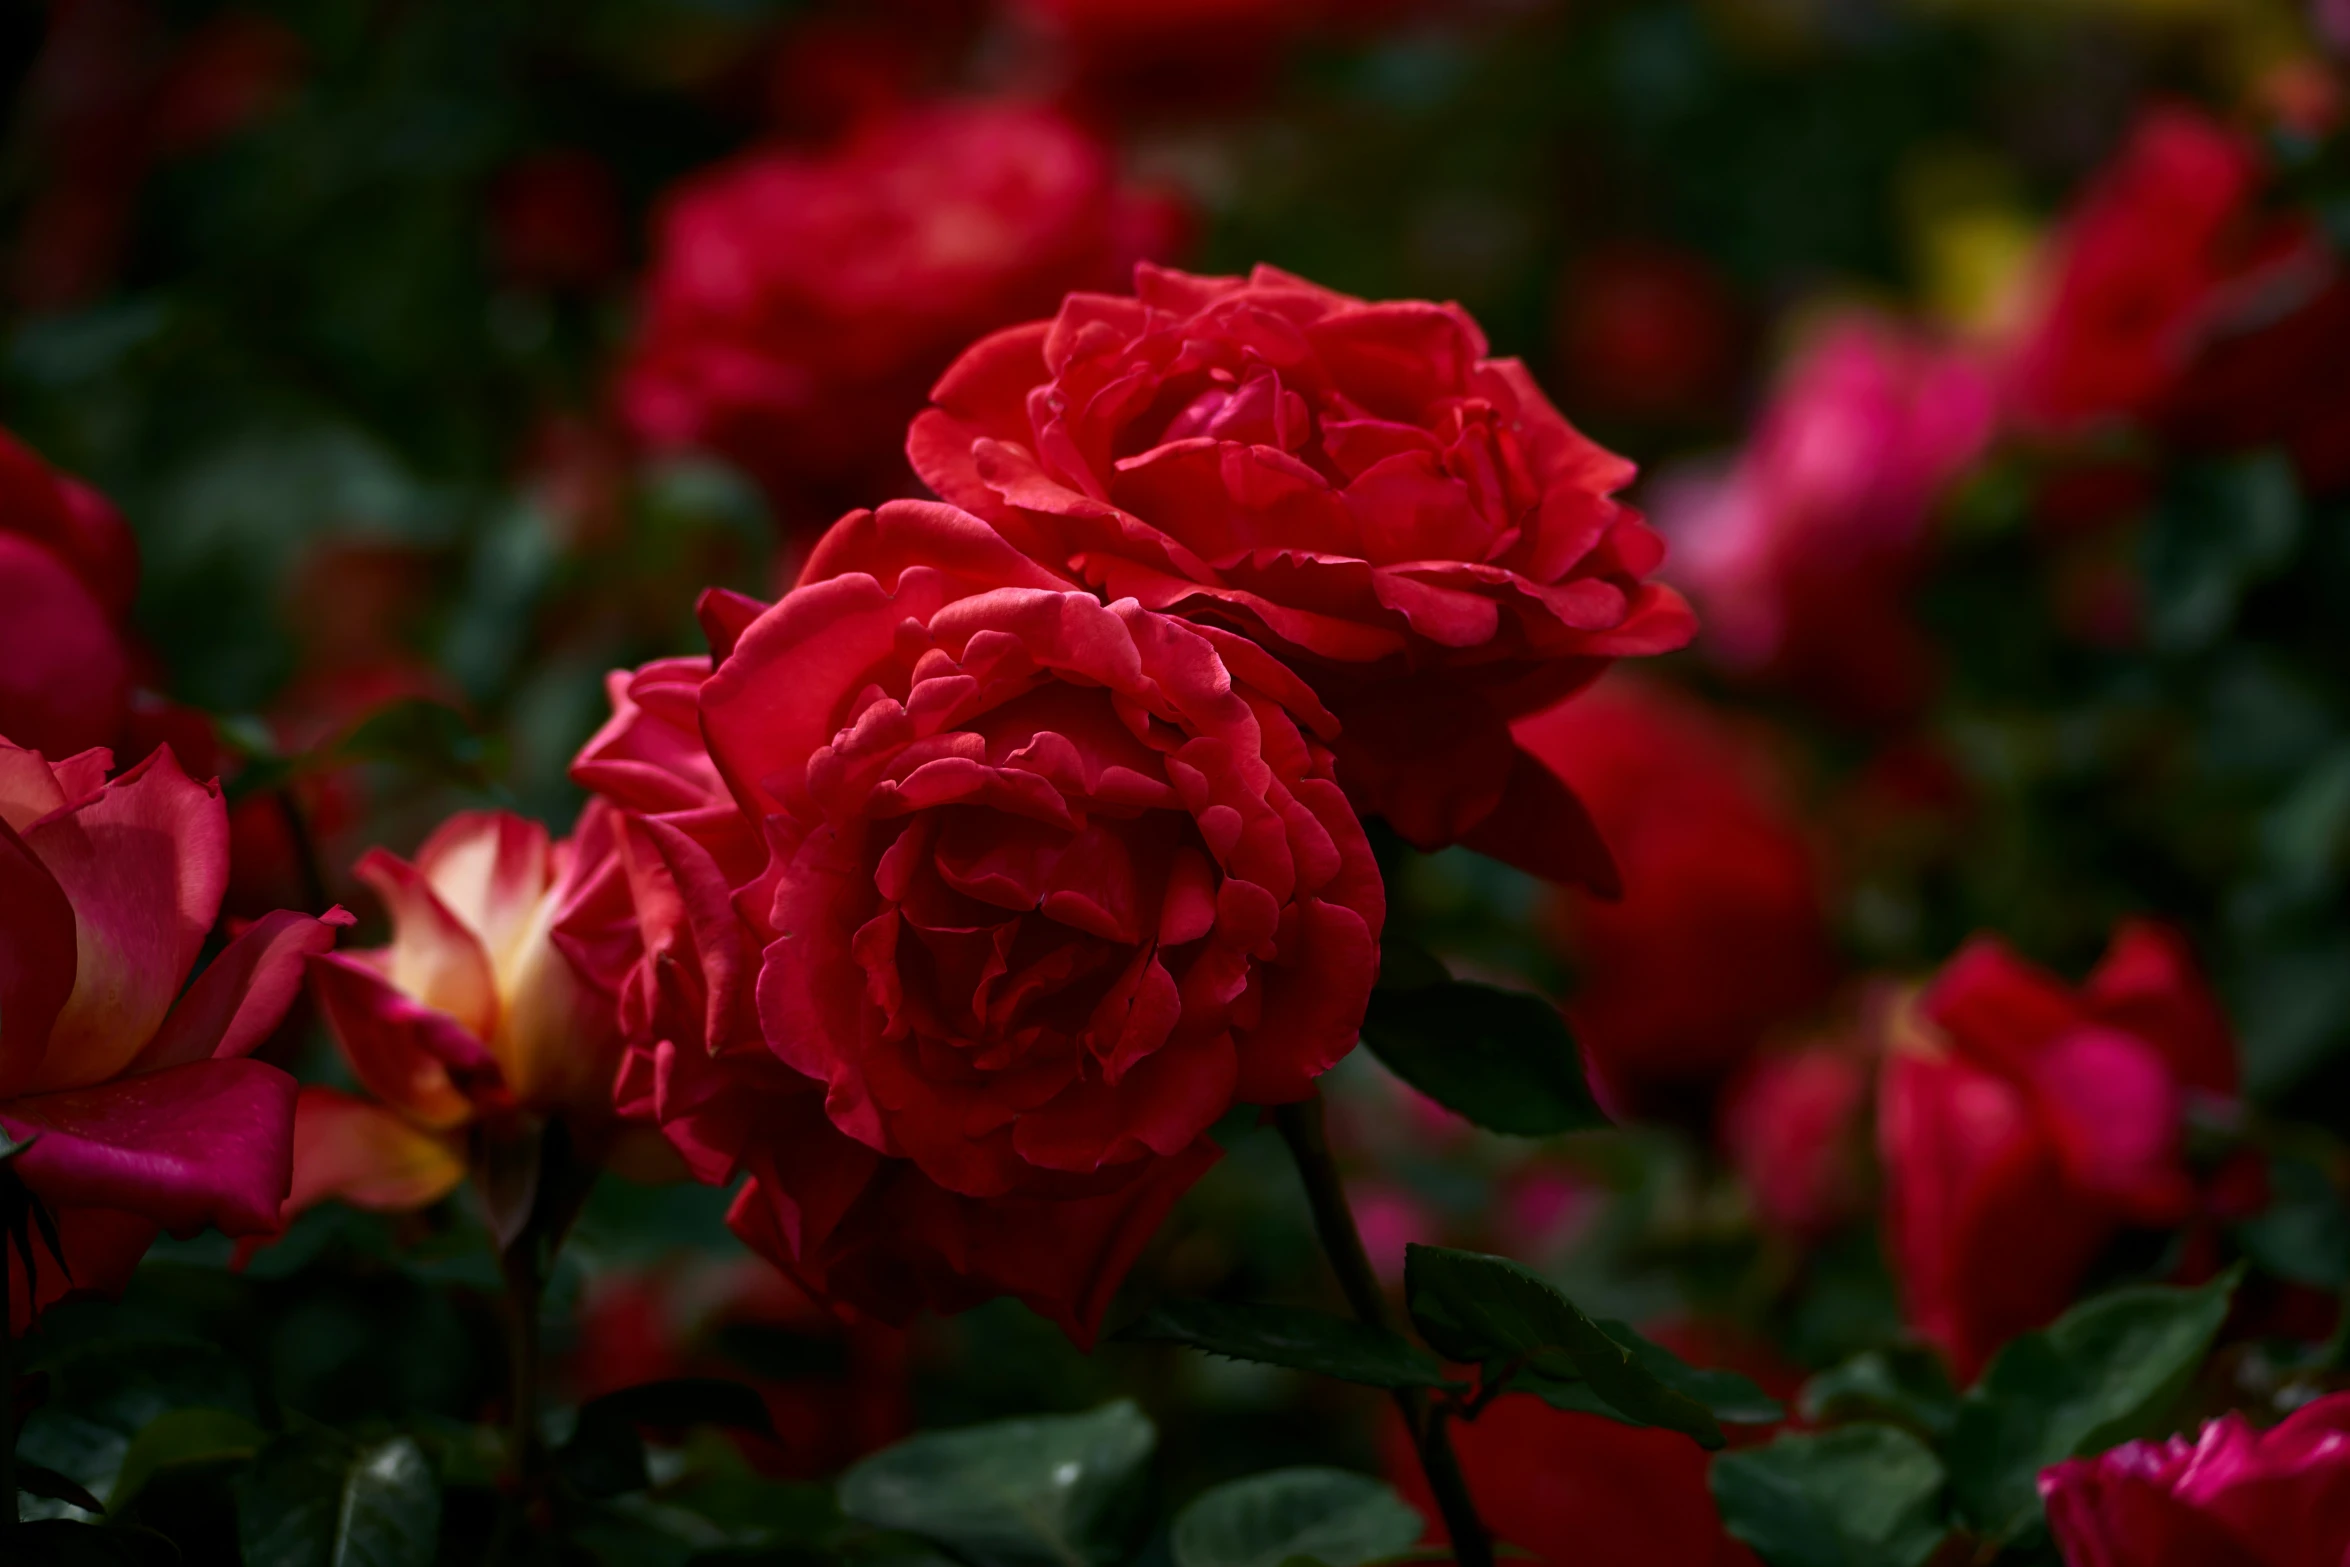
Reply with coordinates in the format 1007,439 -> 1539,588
1515,679 -> 1835,1116
0,429 -> 139,760
2007,108 -> 2263,434
569,502 -> 1382,1340
1880,923 -> 2236,1378
1384,1395 -> 1760,1567
2040,1391 -> 2350,1567
622,102 -> 1170,526
1722,1029 -> 1875,1239
910,262 -> 1693,887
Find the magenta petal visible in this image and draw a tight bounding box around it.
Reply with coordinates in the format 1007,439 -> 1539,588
1,1058 -> 300,1237
133,907 -> 356,1073
307,951 -> 503,1130
0,819 -> 77,1097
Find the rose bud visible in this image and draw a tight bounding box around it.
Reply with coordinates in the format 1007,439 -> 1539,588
0,735 -> 347,1330
910,262 -> 1694,888
1383,1395 -> 1761,1566
294,810 -> 631,1226
1880,922 -> 2237,1379
622,101 -> 1172,531
1655,311 -> 1995,727
0,429 -> 139,760
2040,1391 -> 2350,1566
1519,679 -> 1836,1117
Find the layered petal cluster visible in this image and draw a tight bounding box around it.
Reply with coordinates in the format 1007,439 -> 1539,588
0,736 -> 345,1330
910,261 -> 1694,886
1880,923 -> 2237,1378
569,501 -> 1384,1341
1517,679 -> 1836,1114
0,429 -> 140,760
296,810 -> 625,1218
2040,1392 -> 2350,1567
622,102 -> 1172,516
1656,311 -> 1996,725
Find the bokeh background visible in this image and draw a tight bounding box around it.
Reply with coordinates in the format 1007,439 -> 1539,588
4,0 -> 2349,1560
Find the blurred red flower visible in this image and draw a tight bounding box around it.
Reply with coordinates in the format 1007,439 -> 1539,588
1517,679 -> 1836,1118
912,261 -> 1693,887
1385,1395 -> 1761,1566
1556,242 -> 1743,425
2040,1390 -> 2350,1567
0,736 -> 346,1330
622,101 -> 1175,529
1721,1027 -> 1876,1239
0,430 -> 139,761
2006,108 -> 2263,435
491,149 -> 626,293
1880,923 -> 2237,1379
1657,311 -> 1995,726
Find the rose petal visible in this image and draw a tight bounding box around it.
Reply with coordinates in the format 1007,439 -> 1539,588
132,906 -> 356,1073
282,1085 -> 466,1216
307,951 -> 501,1129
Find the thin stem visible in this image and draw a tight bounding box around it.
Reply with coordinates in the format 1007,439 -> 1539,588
1274,1097 -> 1493,1567
500,1237 -> 547,1498
2,1242 -> 15,1541
275,786 -> 332,915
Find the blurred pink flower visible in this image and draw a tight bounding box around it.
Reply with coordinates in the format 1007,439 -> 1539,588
2041,1391 -> 2350,1566
1657,312 -> 1995,725
1346,1179 -> 1441,1286
1722,1032 -> 1873,1239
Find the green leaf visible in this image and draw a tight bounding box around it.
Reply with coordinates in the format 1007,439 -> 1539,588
1119,1301 -> 1458,1390
1404,1246 -> 1725,1449
1797,1348 -> 1960,1442
1510,1321 -> 1781,1430
837,1400 -> 1156,1567
1711,1425 -> 1948,1567
1170,1468 -> 1423,1567
1946,1272 -> 2237,1543
19,1338 -> 259,1504
2142,454 -> 2301,652
14,1518 -> 183,1565
236,1431 -> 441,1567
1359,953 -> 1606,1138
108,1408 -> 266,1511
17,1462 -> 106,1514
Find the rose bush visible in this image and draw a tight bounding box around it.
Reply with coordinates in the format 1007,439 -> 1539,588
1879,922 -> 2237,1377
0,429 -> 139,761
910,261 -> 1694,886
622,101 -> 1173,523
2039,1391 -> 2350,1566
0,735 -> 345,1330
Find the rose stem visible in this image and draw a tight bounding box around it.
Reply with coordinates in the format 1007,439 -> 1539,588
1,1242 -> 15,1543
1274,1095 -> 1494,1567
500,1236 -> 546,1501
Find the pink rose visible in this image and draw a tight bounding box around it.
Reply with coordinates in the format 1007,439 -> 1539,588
2041,1391 -> 2350,1566
910,262 -> 1693,886
0,736 -> 345,1329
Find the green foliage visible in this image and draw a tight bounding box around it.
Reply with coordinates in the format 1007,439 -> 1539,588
236,1431 -> 442,1567
1510,1319 -> 1782,1431
1798,1349 -> 1960,1444
1169,1468 -> 1424,1567
1359,947 -> 1607,1138
1119,1301 -> 1457,1391
837,1401 -> 1159,1567
1711,1425 -> 1948,1567
1944,1273 -> 2238,1544
1404,1245 -> 1727,1448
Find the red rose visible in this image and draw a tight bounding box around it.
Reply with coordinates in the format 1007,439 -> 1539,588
2159,256 -> 2350,497
2040,1391 -> 2350,1567
2007,108 -> 2263,434
1515,679 -> 1835,1116
1384,1395 -> 1760,1567
1880,923 -> 2236,1379
1721,1028 -> 1875,1239
0,735 -> 347,1330
622,102 -> 1172,527
0,429 -> 139,760
570,502 -> 1382,1340
910,262 -> 1693,887
1656,312 -> 1995,726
